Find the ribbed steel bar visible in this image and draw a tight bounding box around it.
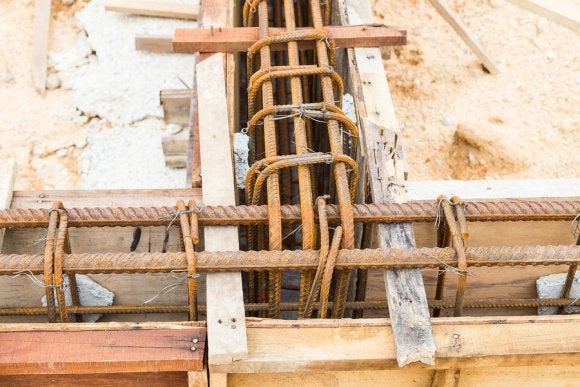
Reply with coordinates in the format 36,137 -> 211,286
1,245 -> 577,275
284,0 -> 316,318
1,297 -> 578,316
1,199 -> 576,228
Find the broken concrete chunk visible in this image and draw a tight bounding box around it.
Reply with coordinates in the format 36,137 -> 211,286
41,274 -> 114,322
536,272 -> 580,315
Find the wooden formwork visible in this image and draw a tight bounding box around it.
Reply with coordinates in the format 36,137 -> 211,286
0,0 -> 579,386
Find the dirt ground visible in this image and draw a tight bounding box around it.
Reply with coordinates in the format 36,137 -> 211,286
0,1 -> 89,190
0,0 -> 578,190
374,0 -> 579,180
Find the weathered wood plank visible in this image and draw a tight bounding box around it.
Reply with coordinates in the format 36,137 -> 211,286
162,136 -> 188,168
0,327 -> 206,374
135,34 -> 173,52
161,89 -> 192,126
427,0 -> 499,74
105,0 -> 199,20
0,159 -> 16,253
31,0 -> 51,96
507,0 -> 580,34
340,0 -> 436,366
197,52 -> 248,365
212,316 -> 580,373
172,25 -> 406,53
0,372 -> 189,386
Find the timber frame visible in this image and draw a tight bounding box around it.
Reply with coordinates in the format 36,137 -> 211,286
1,0 -> 579,386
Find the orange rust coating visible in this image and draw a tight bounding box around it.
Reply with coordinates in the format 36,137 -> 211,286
1,245 -> 578,275
0,199 -> 577,228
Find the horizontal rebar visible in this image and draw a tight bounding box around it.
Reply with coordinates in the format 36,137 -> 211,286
1,297 -> 577,316
0,198 -> 577,228
1,245 -> 577,275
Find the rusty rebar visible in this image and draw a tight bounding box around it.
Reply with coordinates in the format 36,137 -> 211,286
1,245 -> 577,275
2,297 -> 578,317
2,198 -> 575,228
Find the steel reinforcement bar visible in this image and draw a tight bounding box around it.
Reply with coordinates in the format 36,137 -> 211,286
0,198 -> 577,228
1,245 -> 578,274
1,298 -> 578,316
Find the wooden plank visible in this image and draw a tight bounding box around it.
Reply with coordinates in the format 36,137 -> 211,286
104,0 -> 199,20
340,0 -> 436,366
406,178 -> 580,201
161,89 -> 192,126
9,188 -> 201,208
162,136 -> 188,168
189,367 -> 209,387
135,34 -> 173,52
0,159 -> 16,253
0,372 -> 189,387
427,0 -> 499,74
31,0 -> 51,96
172,25 -> 406,53
0,327 -> 206,374
507,0 -> 580,34
212,316 -> 580,374
228,369 -> 433,387
197,52 -> 247,365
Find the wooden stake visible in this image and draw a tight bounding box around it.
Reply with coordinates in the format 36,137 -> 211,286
31,0 -> 51,96
427,0 -> 500,74
105,0 -> 199,20
0,159 -> 16,252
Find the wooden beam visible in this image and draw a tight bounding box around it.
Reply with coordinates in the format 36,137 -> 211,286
0,325 -> 206,374
197,52 -> 248,365
9,188 -> 201,208
31,0 -> 51,96
339,1 -> 436,366
0,372 -> 189,386
0,159 -> 16,253
172,25 -> 406,53
507,0 -> 580,34
135,34 -> 173,52
427,0 -> 499,74
104,0 -> 199,20
162,136 -> 188,168
212,316 -> 580,374
161,89 -> 192,126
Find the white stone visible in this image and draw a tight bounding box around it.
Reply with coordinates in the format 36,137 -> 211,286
442,115 -> 455,126
537,272 -> 580,315
233,131 -> 249,189
46,72 -> 61,90
41,274 -> 114,322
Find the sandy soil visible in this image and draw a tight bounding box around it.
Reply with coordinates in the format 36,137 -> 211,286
1,0 -> 578,191
373,0 -> 579,180
0,1 -> 88,190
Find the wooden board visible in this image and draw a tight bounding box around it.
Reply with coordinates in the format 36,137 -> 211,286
0,159 -> 16,252
212,316 -> 580,374
197,52 -> 248,365
340,0 -> 436,366
427,0 -> 499,74
135,34 -> 173,52
161,89 -> 192,126
105,0 -> 199,20
172,25 -> 406,53
507,0 -> 580,34
0,372 -> 189,387
0,326 -> 206,374
31,0 -> 51,96
9,188 -> 201,208
162,136 -> 188,168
